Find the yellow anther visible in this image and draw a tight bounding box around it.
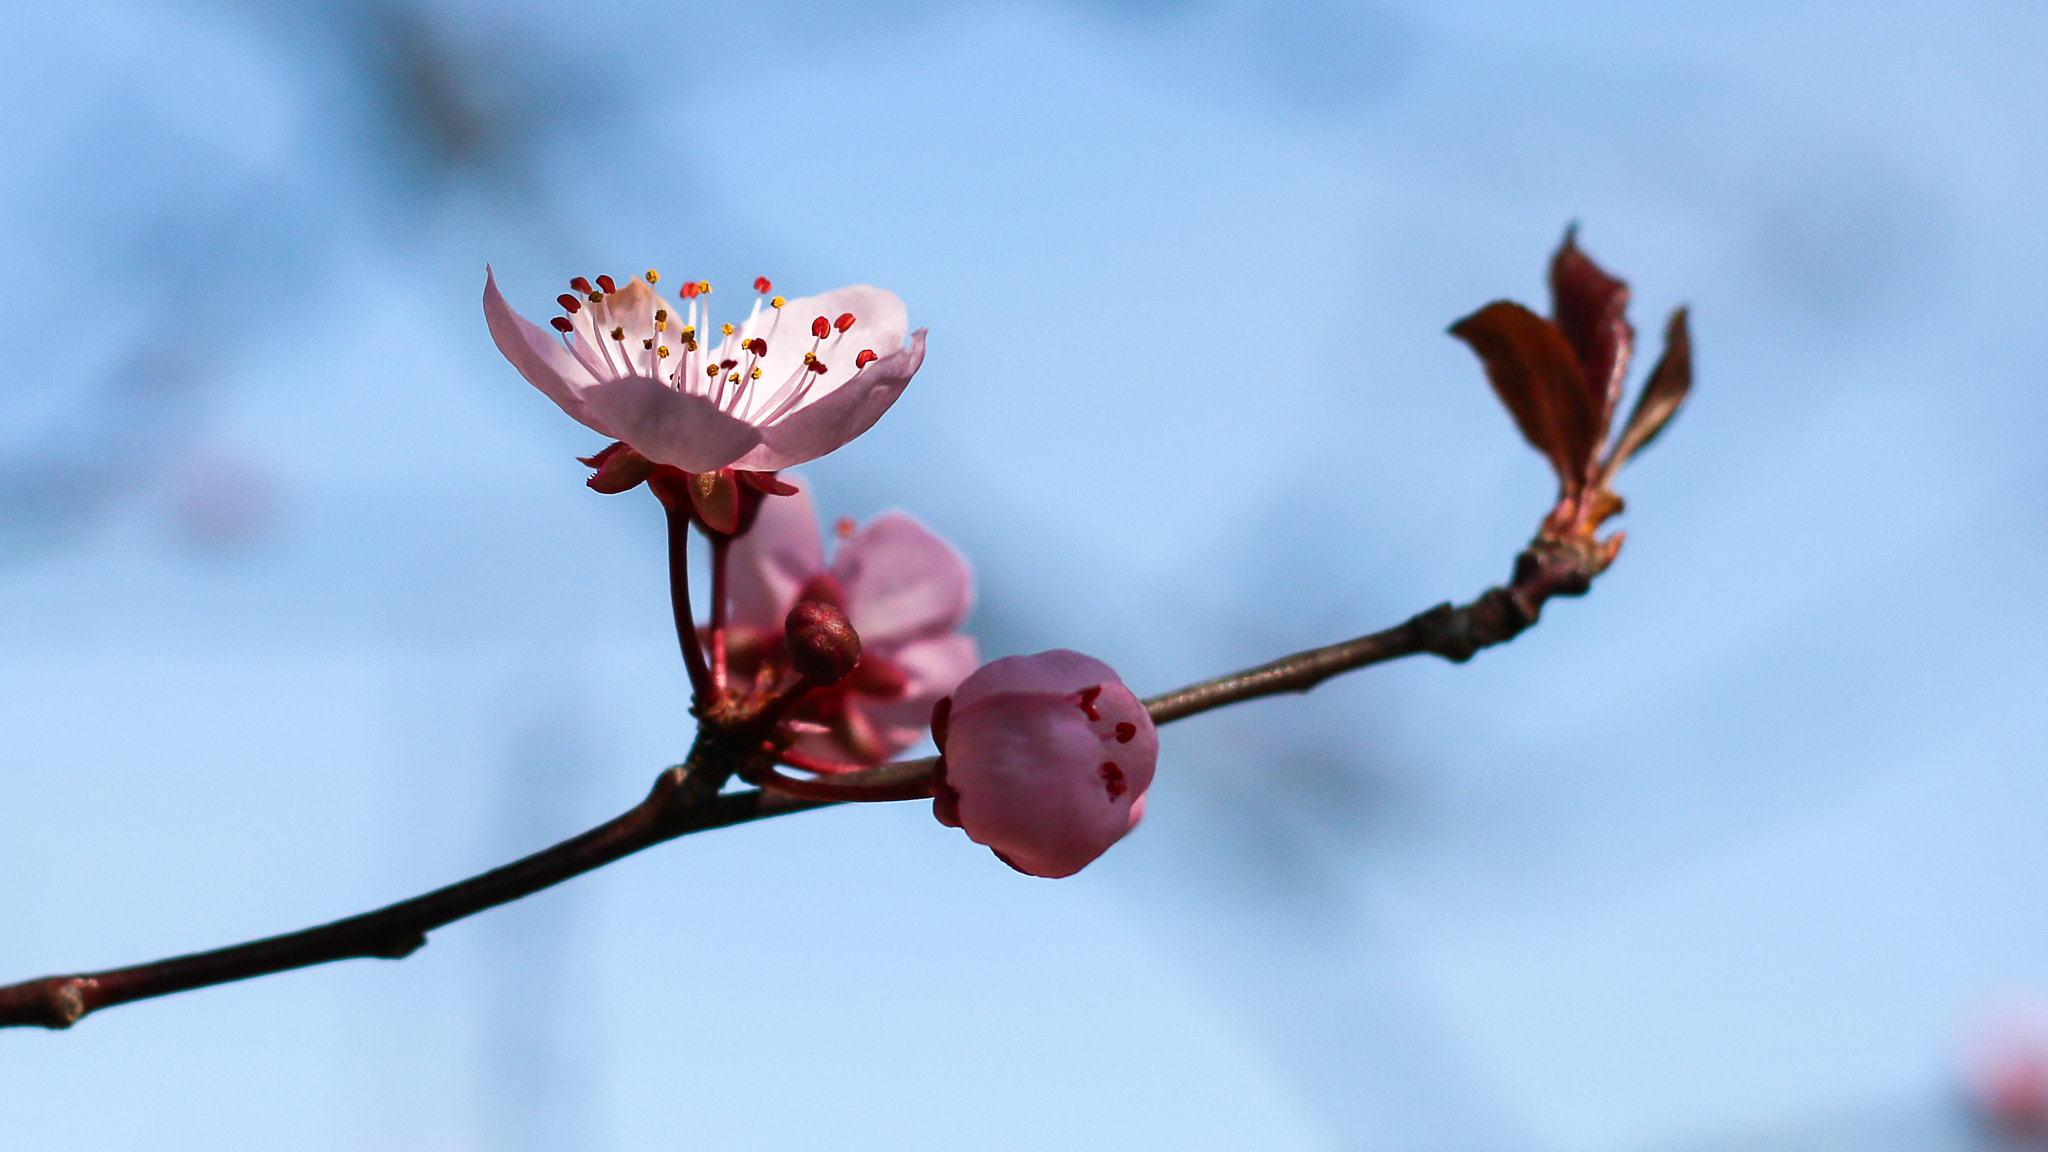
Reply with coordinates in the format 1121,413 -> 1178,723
697,280 -> 712,294
680,326 -> 696,339
750,366 -> 762,379
802,351 -> 817,364
706,365 -> 720,378
770,296 -> 785,308
655,309 -> 668,322
685,339 -> 698,351
587,291 -> 604,303
657,320 -> 666,332
657,346 -> 670,358
721,323 -> 734,336
728,371 -> 739,383
645,269 -> 660,284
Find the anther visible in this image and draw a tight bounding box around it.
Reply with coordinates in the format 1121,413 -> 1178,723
706,365 -> 720,378
811,316 -> 830,339
642,338 -> 654,349
1113,722 -> 1136,743
645,269 -> 660,283
610,327 -> 625,341
1099,761 -> 1128,799
719,358 -> 737,369
596,275 -> 617,293
587,291 -> 604,303
550,316 -> 573,333
807,360 -> 828,374
556,293 -> 582,313
658,346 -> 670,358
697,280 -> 712,294
1074,685 -> 1103,721
770,296 -> 785,308
681,282 -> 700,298
834,312 -> 855,332
855,349 -> 878,369
802,352 -> 817,364
680,326 -> 696,340
750,366 -> 761,379
754,276 -> 773,293
721,323 -> 734,336
655,309 -> 668,322
570,277 -> 593,294
746,338 -> 767,356
728,371 -> 739,383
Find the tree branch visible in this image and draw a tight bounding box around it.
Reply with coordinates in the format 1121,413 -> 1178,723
0,534 -> 1601,1030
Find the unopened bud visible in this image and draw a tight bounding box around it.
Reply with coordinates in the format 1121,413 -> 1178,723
786,600 -> 861,685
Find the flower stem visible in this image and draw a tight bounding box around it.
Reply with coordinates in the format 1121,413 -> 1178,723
710,536 -> 731,698
661,495 -> 714,705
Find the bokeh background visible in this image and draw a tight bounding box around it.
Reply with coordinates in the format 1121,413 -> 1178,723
3,1 -> 2046,1148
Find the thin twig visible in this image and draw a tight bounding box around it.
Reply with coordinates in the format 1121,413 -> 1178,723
0,536 -> 1599,1031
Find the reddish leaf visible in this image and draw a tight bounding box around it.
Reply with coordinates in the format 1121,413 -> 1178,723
1548,225 -> 1633,438
734,469 -> 799,497
1602,307 -> 1691,480
1449,300 -> 1601,497
577,441 -> 655,494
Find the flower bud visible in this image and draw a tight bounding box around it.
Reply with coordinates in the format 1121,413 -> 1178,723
931,650 -> 1158,878
785,600 -> 861,685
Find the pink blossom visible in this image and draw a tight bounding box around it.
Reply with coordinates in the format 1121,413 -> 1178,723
723,476 -> 977,764
931,650 -> 1158,879
484,269 -> 925,474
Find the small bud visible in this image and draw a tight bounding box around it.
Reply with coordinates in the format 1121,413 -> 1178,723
786,600 -> 861,685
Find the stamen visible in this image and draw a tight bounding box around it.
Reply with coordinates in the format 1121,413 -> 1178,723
698,280 -> 712,294
610,327 -> 625,341
721,323 -> 735,336
681,282 -> 701,298
750,366 -> 761,379
802,352 -> 816,364
587,290 -> 604,303
643,338 -> 655,349
556,293 -> 582,313
596,275 -> 617,293
834,312 -> 855,333
745,338 -> 767,357
770,296 -> 785,308
1074,685 -> 1103,721
807,360 -> 827,374
1099,761 -> 1127,799
655,309 -> 668,322
658,346 -> 670,358
811,316 -> 830,339
754,276 -> 773,293
570,277 -> 593,294
550,316 -> 573,333
855,349 -> 877,368
645,268 -> 660,284
1113,722 -> 1136,743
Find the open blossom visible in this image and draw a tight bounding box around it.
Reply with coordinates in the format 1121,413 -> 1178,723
724,476 -> 977,764
931,651 -> 1158,879
484,269 -> 926,474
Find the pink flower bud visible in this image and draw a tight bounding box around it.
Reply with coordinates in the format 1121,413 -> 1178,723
785,600 -> 861,685
931,650 -> 1157,878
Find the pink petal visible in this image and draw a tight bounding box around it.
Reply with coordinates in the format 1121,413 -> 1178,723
944,691 -> 1138,879
950,649 -> 1119,715
483,267 -> 616,438
577,376 -> 762,473
726,329 -> 925,471
832,510 -> 973,649
856,632 -> 981,743
724,475 -> 825,635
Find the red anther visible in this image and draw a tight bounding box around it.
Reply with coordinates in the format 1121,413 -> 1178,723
753,276 -> 772,293
811,316 -> 830,339
834,312 -> 855,332
681,281 -> 700,298
745,338 -> 767,357
1113,721 -> 1136,743
550,316 -> 574,333
834,516 -> 856,540
720,358 -> 738,370
570,277 -> 593,294
556,293 -> 582,313
595,274 -> 617,293
1074,684 -> 1103,721
807,360 -> 828,374
855,349 -> 878,369
1099,761 -> 1128,800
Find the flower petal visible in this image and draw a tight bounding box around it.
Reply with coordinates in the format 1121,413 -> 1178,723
724,475 -> 825,635
726,328 -> 925,471
857,632 -> 981,741
950,649 -> 1119,715
945,691 -> 1142,879
577,376 -> 762,473
831,509 -> 973,649
483,267 -> 616,438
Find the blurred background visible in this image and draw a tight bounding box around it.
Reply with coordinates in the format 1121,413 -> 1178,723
2,0 -> 2045,1148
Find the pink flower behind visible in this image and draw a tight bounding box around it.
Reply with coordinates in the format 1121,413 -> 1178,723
484,269 -> 925,474
723,477 -> 977,764
931,650 -> 1158,879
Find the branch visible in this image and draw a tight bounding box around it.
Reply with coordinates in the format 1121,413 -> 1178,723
0,535 -> 1600,1030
